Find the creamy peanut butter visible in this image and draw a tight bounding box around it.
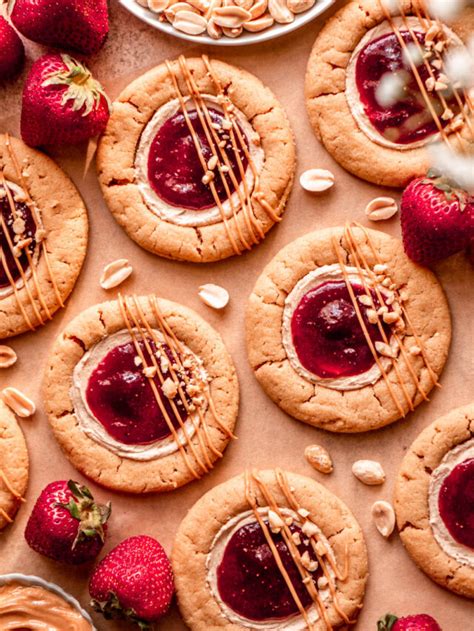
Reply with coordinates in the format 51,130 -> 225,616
0,582 -> 92,630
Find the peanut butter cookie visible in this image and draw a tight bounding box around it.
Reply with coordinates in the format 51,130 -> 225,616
44,294 -> 239,493
395,402 -> 474,598
0,400 -> 28,531
246,225 -> 451,432
173,469 -> 368,630
0,134 -> 88,339
97,55 -> 295,262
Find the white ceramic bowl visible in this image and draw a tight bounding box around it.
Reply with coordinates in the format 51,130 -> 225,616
0,573 -> 97,630
118,0 -> 336,46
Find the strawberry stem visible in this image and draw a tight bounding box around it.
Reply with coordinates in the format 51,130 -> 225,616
377,614 -> 399,631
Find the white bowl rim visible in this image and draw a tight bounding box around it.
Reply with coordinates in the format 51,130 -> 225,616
118,0 -> 336,47
0,573 -> 97,630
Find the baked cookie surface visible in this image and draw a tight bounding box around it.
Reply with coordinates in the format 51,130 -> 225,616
246,225 -> 451,432
0,134 -> 88,339
172,469 -> 368,630
44,294 -> 239,493
394,402 -> 474,598
0,400 -> 28,531
97,55 -> 295,263
305,0 -> 474,187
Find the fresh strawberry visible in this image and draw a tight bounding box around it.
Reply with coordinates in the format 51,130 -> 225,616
25,479 -> 111,565
21,53 -> 111,147
0,16 -> 24,81
400,171 -> 474,266
378,613 -> 442,631
89,535 -> 174,628
8,0 -> 108,55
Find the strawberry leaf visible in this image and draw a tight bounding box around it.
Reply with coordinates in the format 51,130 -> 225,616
377,614 -> 399,631
91,593 -> 151,629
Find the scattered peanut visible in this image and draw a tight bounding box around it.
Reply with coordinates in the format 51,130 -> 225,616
1,387 -> 36,418
352,460 -> 386,486
100,259 -> 133,290
0,346 -> 17,369
299,168 -> 335,193
372,500 -> 396,537
198,283 -> 230,309
304,444 -> 333,474
365,197 -> 398,221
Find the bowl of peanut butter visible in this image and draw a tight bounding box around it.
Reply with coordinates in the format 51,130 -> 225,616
0,574 -> 96,631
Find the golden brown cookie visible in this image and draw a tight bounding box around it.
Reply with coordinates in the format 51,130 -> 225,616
0,134 -> 88,339
172,469 -> 368,630
44,294 -> 239,494
305,0 -> 474,187
246,225 -> 451,432
394,403 -> 474,598
0,400 -> 28,531
97,55 -> 295,263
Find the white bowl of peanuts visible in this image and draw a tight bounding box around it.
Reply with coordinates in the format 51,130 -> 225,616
120,0 -> 335,45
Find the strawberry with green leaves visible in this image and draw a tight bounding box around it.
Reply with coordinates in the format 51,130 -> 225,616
400,170 -> 474,267
378,613 -> 442,631
8,0 -> 109,55
21,53 -> 111,147
89,535 -> 174,629
25,479 -> 111,565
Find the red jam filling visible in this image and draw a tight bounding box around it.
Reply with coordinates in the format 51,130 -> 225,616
147,107 -> 248,211
438,458 -> 474,550
355,30 -> 456,144
217,520 -> 322,621
0,187 -> 37,290
290,280 -> 391,379
85,339 -> 188,445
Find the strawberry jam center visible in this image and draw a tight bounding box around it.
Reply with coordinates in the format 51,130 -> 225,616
147,107 -> 248,210
86,339 -> 188,445
355,30 -> 455,144
0,186 -> 37,290
217,520 -> 321,621
438,458 -> 474,550
291,280 -> 390,379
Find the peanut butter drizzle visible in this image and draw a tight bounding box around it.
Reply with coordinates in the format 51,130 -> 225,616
415,0 -> 474,139
6,136 -> 63,309
343,224 -> 429,403
354,222 -> 440,388
0,175 -> 44,325
243,471 -> 313,628
131,295 -> 221,466
274,469 -> 353,626
117,294 -> 203,480
342,224 -> 424,407
331,232 -> 406,417
0,247 -> 35,331
164,56 -> 278,255
116,294 -> 234,480
148,294 -> 236,440
201,55 -> 282,225
378,1 -> 473,149
243,469 -> 353,630
0,468 -> 25,502
178,56 -> 264,246
377,0 -> 452,148
0,506 -> 13,523
165,59 -> 245,255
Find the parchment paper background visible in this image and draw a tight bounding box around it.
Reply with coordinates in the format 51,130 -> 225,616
0,1 -> 472,629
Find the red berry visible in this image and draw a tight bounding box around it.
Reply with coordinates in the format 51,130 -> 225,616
0,17 -> 24,81
400,173 -> 474,267
89,535 -> 174,625
9,0 -> 108,55
21,53 -> 111,147
25,480 -> 111,565
378,613 -> 442,631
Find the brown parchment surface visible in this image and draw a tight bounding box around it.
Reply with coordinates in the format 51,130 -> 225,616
0,1 -> 472,629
